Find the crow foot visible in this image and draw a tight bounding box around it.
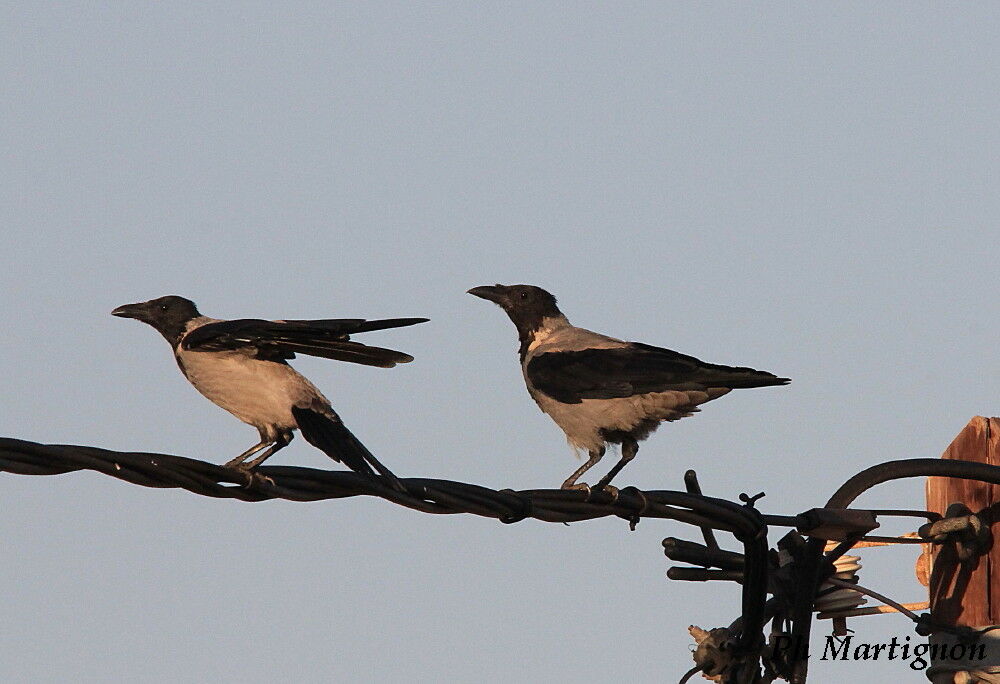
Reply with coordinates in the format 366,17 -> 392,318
224,461 -> 275,487
561,482 -> 591,497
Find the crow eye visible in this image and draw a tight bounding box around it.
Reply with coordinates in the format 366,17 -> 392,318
519,292 -> 528,300
160,304 -> 169,311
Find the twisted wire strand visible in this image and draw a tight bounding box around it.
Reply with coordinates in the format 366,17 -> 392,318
0,437 -> 763,528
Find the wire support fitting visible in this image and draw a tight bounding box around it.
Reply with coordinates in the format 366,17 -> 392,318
918,503 -> 991,562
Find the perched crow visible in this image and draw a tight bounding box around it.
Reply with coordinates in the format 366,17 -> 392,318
468,284 -> 789,491
112,295 -> 426,486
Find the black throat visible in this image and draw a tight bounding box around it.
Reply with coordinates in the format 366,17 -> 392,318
508,310 -> 560,361
514,319 -> 549,361
158,319 -> 193,349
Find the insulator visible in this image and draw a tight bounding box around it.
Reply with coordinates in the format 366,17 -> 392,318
814,542 -> 867,615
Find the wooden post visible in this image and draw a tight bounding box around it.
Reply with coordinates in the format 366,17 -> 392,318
925,416 -> 1000,683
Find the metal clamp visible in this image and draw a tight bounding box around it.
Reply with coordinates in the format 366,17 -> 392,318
918,503 -> 991,562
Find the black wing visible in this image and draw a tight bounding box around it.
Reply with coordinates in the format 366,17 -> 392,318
181,317 -> 428,367
527,343 -> 789,404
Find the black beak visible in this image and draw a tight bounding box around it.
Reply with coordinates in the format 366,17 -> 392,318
111,302 -> 147,320
467,284 -> 509,306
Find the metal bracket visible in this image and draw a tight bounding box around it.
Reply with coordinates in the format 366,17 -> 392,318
796,507 -> 879,540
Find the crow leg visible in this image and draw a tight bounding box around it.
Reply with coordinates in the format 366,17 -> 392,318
594,437 -> 639,491
243,431 -> 293,469
561,446 -> 605,490
224,433 -> 271,468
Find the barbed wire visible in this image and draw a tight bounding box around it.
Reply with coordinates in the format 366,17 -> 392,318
0,437 -> 796,528
9,435 -> 1000,683
1,434 -> 777,680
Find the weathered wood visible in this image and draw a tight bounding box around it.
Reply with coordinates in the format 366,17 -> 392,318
926,416 -> 1000,625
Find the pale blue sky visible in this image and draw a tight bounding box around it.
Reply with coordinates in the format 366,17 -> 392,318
2,3 -> 998,682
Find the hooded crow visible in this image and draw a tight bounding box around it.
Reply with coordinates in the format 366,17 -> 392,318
112,295 -> 427,484
468,284 -> 789,492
